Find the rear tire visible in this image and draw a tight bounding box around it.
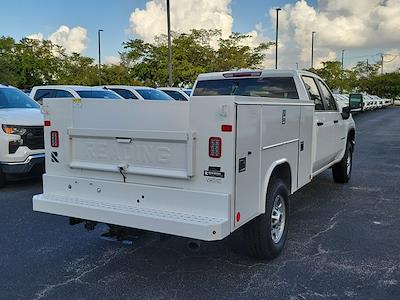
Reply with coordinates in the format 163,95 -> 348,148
244,178 -> 289,260
0,170 -> 5,188
332,141 -> 353,183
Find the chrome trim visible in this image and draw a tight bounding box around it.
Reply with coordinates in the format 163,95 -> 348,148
1,153 -> 45,166
262,139 -> 299,151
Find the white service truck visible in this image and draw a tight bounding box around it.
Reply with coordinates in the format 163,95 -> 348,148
33,70 -> 355,259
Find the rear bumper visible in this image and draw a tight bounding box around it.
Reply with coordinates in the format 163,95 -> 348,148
33,175 -> 231,241
1,154 -> 45,174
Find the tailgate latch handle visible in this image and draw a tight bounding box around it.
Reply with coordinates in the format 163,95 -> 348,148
118,164 -> 129,183
116,137 -> 132,144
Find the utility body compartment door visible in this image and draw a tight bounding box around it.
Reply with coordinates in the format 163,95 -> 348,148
235,104 -> 261,227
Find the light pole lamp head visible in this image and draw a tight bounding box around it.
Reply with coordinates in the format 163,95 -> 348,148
276,7 -> 282,12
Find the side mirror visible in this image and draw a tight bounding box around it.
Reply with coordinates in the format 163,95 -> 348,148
341,106 -> 350,120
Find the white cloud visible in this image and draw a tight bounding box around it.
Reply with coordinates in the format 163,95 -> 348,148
382,50 -> 400,73
28,25 -> 88,54
27,33 -> 44,40
129,0 -> 233,42
104,55 -> 121,65
269,0 -> 400,69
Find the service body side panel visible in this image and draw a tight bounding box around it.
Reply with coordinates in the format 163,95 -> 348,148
235,104 -> 261,226
260,104 -> 300,193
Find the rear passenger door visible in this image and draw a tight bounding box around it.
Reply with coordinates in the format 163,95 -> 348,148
317,80 -> 346,161
302,76 -> 336,173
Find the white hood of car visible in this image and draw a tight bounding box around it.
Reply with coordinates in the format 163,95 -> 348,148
0,108 -> 43,126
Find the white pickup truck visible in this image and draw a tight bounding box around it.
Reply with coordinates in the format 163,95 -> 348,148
33,70 -> 355,259
0,84 -> 44,187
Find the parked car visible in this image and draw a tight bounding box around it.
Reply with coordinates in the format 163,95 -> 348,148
157,87 -> 192,101
370,95 -> 383,109
0,84 -> 44,187
383,98 -> 393,107
30,86 -> 123,104
333,94 -> 349,110
360,95 -> 372,111
100,86 -> 174,101
33,69 -> 355,260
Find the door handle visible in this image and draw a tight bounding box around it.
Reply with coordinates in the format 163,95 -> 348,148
116,138 -> 132,144
333,120 -> 339,124
317,122 -> 324,126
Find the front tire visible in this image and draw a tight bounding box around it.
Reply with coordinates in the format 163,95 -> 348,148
244,178 -> 289,260
332,141 -> 353,183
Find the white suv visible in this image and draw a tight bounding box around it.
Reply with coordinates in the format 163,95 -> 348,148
157,87 -> 191,101
0,84 -> 44,187
30,86 -> 122,104
100,85 -> 173,101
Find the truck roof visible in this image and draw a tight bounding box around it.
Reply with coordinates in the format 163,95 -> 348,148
32,85 -> 108,91
196,69 -> 319,81
100,85 -> 154,90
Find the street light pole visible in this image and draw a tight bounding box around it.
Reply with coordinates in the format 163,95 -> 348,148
341,50 -> 345,70
311,31 -> 316,69
167,0 -> 173,86
275,8 -> 281,69
98,29 -> 103,86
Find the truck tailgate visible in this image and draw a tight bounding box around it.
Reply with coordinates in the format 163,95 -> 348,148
69,128 -> 195,179
45,99 -> 195,184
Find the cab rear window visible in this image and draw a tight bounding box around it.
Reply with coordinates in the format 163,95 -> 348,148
193,77 -> 299,99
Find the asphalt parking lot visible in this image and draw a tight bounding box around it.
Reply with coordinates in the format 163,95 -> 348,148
1,107 -> 399,300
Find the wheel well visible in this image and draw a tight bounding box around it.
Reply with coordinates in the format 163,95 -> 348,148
270,163 -> 291,193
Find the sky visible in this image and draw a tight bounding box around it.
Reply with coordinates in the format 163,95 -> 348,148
1,0 -> 399,71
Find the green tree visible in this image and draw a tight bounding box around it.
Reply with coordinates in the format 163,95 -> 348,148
0,37 -> 19,86
352,61 -> 380,78
56,53 -> 97,85
123,29 -> 273,87
358,73 -> 400,98
310,61 -> 356,92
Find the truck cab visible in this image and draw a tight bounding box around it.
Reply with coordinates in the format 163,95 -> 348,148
33,70 -> 355,259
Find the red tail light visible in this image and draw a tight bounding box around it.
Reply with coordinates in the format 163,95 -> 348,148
221,124 -> 232,132
209,137 -> 222,158
44,120 -> 51,127
50,131 -> 59,147
223,71 -> 261,78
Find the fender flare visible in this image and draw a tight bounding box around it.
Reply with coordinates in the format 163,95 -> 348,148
260,158 -> 290,214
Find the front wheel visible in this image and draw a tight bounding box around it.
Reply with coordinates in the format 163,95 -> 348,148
332,141 -> 353,183
243,178 -> 289,260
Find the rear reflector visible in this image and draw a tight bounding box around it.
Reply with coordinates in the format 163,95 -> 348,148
44,120 -> 51,127
236,212 -> 241,222
50,131 -> 59,147
223,71 -> 262,78
221,124 -> 232,132
209,137 -> 222,158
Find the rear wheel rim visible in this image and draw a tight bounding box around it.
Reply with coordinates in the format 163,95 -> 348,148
271,195 -> 286,244
346,151 -> 352,176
